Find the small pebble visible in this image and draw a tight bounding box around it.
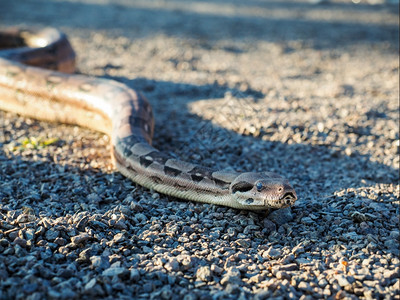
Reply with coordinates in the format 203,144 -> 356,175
196,266 -> 212,282
71,233 -> 90,245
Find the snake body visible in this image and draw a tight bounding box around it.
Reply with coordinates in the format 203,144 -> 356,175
0,28 -> 297,210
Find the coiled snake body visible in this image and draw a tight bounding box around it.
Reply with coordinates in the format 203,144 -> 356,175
0,28 -> 297,210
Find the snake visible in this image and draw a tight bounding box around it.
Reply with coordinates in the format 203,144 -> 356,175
0,27 -> 297,210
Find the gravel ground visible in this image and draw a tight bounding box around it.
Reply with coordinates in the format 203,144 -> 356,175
0,0 -> 399,299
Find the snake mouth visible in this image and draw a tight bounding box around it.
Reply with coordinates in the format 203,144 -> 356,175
263,192 -> 297,208
281,192 -> 297,205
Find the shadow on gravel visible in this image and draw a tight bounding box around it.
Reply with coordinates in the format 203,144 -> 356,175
1,0 -> 398,50
0,103 -> 398,253
1,76 -> 398,208
109,75 -> 399,194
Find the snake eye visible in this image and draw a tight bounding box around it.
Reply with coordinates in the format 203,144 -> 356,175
256,182 -> 263,192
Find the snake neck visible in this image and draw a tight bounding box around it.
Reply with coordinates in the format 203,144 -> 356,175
112,137 -> 244,208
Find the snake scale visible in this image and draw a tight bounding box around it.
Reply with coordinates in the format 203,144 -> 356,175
0,28 -> 297,210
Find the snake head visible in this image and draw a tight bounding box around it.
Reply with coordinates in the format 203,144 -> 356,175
229,172 -> 297,210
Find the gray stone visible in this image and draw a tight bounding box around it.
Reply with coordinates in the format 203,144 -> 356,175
335,274 -> 352,287
23,283 -> 38,294
298,281 -> 312,292
24,228 -> 36,241
84,278 -> 97,290
196,266 -> 212,282
71,233 -> 90,245
264,247 -> 282,259
102,267 -> 127,277
220,268 -> 241,286
164,259 -> 180,272
13,237 -> 27,248
90,255 -> 110,270
268,207 -> 294,225
300,217 -> 314,225
130,268 -> 141,281
45,229 -> 59,241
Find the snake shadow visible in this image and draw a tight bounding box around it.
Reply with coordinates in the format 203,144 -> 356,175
1,76 -> 397,208
0,77 -> 398,263
97,73 -> 399,194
